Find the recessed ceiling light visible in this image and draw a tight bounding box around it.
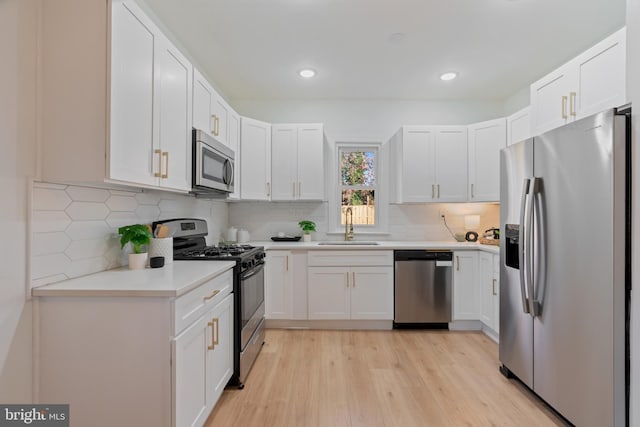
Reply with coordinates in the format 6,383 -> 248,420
440,72 -> 458,81
299,68 -> 316,78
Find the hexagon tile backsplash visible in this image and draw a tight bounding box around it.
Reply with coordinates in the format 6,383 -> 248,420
30,181 -> 229,288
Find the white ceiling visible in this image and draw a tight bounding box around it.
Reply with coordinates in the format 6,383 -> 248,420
142,0 -> 626,102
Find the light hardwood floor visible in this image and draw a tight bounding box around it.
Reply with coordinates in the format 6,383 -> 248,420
207,329 -> 568,427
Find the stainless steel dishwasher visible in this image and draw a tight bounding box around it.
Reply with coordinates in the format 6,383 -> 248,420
393,250 -> 453,328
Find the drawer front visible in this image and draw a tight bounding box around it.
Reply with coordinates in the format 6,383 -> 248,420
174,269 -> 233,335
307,250 -> 393,267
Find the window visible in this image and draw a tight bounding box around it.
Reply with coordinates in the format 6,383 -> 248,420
339,147 -> 378,226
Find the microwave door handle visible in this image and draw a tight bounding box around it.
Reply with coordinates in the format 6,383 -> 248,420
226,159 -> 234,186
519,178 -> 531,314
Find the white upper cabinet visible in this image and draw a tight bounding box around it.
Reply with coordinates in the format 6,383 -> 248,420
240,117 -> 272,200
109,0 -> 157,187
271,124 -> 324,201
530,27 -> 626,136
506,107 -> 531,146
434,127 -> 468,202
468,118 -> 506,202
41,0 -> 193,193
391,126 -> 467,203
154,34 -> 193,191
193,68 -> 230,147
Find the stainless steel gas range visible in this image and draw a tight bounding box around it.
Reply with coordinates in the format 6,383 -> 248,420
153,218 -> 266,388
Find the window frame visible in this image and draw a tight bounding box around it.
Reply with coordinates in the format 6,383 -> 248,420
328,140 -> 389,236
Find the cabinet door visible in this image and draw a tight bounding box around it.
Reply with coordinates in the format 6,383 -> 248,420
507,107 -> 531,146
240,117 -> 271,200
193,68 -> 215,137
399,127 -> 436,202
109,0 -> 157,186
297,125 -> 325,200
155,35 -> 192,192
308,267 -> 349,320
573,27 -> 626,119
434,127 -> 468,202
452,251 -> 479,320
271,126 -> 298,201
350,267 -> 393,320
206,293 -> 234,410
478,252 -> 495,329
530,64 -> 573,135
227,111 -> 241,200
265,251 -> 293,319
468,118 -> 506,202
173,314 -> 208,427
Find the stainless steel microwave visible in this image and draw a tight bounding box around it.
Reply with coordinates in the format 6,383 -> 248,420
192,129 -> 234,195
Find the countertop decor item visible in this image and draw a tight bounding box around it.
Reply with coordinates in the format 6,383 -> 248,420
271,236 -> 302,242
118,224 -> 152,270
298,220 -> 316,242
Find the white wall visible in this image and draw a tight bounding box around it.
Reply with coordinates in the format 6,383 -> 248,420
0,0 -> 38,402
231,98 -> 505,142
627,0 -> 639,425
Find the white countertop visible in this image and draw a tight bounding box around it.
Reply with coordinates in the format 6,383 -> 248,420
254,240 -> 500,254
31,260 -> 236,298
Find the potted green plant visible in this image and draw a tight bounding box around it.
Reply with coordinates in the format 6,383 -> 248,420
298,220 -> 316,242
118,224 -> 152,269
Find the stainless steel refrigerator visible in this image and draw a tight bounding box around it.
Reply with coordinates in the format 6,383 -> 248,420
499,108 -> 629,427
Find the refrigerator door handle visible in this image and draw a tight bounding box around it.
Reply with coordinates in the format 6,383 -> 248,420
525,177 -> 539,316
519,178 -> 531,314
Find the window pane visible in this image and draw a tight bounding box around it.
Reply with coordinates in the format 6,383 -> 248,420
341,190 -> 375,225
340,151 -> 376,186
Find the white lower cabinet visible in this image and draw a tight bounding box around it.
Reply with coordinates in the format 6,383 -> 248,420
452,251 -> 480,320
35,268 -> 234,427
265,251 -> 294,319
479,252 -> 496,330
308,266 -> 393,320
174,283 -> 235,427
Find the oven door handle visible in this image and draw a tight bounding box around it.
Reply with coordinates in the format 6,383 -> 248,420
241,262 -> 265,280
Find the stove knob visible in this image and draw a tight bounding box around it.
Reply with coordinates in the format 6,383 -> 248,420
242,261 -> 249,269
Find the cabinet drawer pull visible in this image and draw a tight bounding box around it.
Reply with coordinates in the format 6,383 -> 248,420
211,115 -> 216,135
293,182 -> 296,198
561,96 -> 568,119
432,184 -> 435,199
203,289 -> 220,301
437,184 -> 440,199
352,272 -> 356,287
286,256 -> 289,272
569,92 -> 576,117
161,151 -> 169,179
471,183 -> 474,198
298,181 -> 302,197
154,149 -> 162,177
492,278 -> 497,296
346,272 -> 349,288
456,256 -> 460,271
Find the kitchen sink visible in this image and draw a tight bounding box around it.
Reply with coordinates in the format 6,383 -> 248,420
317,241 -> 380,245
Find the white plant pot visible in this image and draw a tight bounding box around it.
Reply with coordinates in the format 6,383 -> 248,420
128,253 -> 148,270
302,234 -> 311,242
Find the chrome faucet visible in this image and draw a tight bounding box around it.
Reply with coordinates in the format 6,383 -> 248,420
345,207 -> 354,241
